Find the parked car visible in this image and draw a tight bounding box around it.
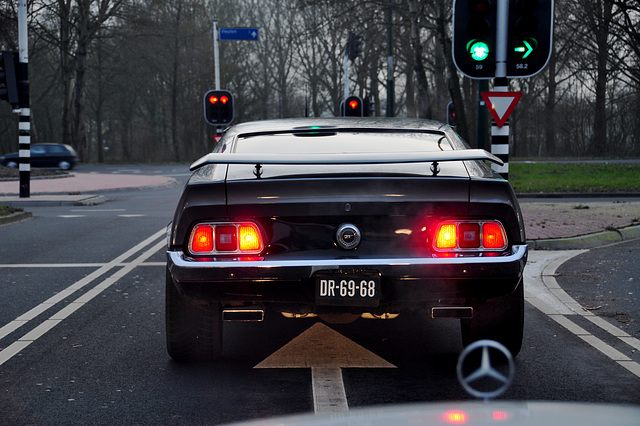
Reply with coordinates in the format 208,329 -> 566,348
165,118 -> 527,362
0,143 -> 79,170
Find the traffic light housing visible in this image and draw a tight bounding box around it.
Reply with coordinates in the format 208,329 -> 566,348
342,95 -> 363,117
0,51 -> 20,108
452,0 -> 497,79
347,33 -> 363,61
204,89 -> 234,125
506,0 -> 553,77
447,102 -> 457,126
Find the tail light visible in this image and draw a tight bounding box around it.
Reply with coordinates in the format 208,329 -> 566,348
433,220 -> 507,252
188,222 -> 264,255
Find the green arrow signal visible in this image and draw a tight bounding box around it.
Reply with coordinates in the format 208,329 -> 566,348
514,39 -> 534,59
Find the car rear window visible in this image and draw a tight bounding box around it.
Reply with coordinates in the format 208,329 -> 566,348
234,131 -> 454,154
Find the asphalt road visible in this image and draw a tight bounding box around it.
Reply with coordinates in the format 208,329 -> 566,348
0,167 -> 639,424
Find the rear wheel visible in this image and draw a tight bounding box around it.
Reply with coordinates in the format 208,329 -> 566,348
58,160 -> 71,170
165,268 -> 223,362
460,278 -> 524,357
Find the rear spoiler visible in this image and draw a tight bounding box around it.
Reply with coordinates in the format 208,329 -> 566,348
190,149 -> 503,172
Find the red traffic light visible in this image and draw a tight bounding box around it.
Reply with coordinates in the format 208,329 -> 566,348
209,95 -> 229,105
349,100 -> 359,109
204,89 -> 234,125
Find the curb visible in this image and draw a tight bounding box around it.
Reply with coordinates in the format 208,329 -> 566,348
0,195 -> 108,207
529,224 -> 640,250
0,210 -> 32,226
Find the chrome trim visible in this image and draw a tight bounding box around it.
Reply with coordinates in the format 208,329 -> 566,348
168,244 -> 527,269
222,309 -> 264,322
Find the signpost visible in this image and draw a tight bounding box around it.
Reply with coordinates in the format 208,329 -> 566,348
208,23 -> 260,134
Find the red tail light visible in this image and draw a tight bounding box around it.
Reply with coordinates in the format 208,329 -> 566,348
483,222 -> 506,249
433,220 -> 507,252
191,225 -> 214,252
189,222 -> 263,255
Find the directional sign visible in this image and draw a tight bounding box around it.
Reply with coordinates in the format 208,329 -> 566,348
255,322 -> 395,413
219,28 -> 259,41
481,91 -> 522,127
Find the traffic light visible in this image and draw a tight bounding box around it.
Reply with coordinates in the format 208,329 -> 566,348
506,0 -> 553,77
342,95 -> 363,117
447,102 -> 457,126
0,51 -> 19,108
204,89 -> 234,125
347,33 -> 363,61
452,0 -> 497,79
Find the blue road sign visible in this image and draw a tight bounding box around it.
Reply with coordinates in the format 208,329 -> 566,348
219,28 -> 259,41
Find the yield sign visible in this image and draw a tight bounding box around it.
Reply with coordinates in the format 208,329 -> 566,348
481,91 -> 522,127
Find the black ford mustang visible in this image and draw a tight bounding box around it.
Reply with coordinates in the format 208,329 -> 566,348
166,118 -> 527,362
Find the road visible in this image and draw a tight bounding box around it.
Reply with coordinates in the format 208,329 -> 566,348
0,165 -> 639,424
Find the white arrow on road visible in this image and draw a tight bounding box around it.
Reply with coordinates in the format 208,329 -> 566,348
255,322 -> 396,413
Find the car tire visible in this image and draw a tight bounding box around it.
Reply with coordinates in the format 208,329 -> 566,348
165,268 -> 223,362
460,278 -> 524,357
58,161 -> 72,170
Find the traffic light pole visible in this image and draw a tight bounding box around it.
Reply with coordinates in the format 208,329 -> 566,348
18,0 -> 30,198
491,0 -> 510,180
212,21 -> 222,137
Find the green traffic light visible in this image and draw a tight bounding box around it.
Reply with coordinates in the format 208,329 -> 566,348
514,38 -> 537,59
467,41 -> 489,61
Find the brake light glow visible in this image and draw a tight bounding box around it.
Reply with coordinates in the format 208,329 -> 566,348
188,222 -> 263,255
191,225 -> 214,252
433,220 -> 507,252
435,223 -> 457,249
443,409 -> 467,424
239,224 -> 262,251
483,222 -> 506,249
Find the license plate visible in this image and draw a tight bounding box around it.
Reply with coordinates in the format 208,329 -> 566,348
315,274 -> 381,306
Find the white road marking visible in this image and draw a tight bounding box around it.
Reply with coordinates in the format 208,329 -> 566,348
118,214 -> 146,218
58,215 -> 85,218
0,228 -> 165,343
312,367 -> 348,413
0,262 -> 164,268
255,322 -> 395,413
71,209 -> 126,212
0,238 -> 164,366
526,250 -> 640,379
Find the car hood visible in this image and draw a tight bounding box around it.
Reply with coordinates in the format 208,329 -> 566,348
228,401 -> 640,426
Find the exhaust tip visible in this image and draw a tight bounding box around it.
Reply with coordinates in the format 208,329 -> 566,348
222,309 -> 264,322
431,307 -> 473,319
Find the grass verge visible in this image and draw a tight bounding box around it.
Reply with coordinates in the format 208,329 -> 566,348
509,162 -> 640,193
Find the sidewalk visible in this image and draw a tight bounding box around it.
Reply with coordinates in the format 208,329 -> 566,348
0,172 -> 176,206
1,172 -> 639,249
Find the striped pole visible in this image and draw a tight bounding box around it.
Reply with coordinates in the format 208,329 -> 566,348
491,78 -> 509,180
18,0 -> 29,198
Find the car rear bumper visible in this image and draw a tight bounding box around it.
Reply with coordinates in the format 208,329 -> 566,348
167,245 -> 527,309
